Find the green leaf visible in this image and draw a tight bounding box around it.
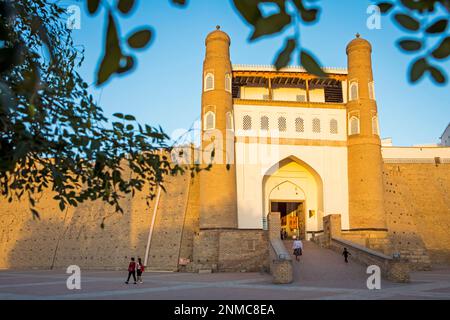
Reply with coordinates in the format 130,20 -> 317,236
233,0 -> 262,25
97,13 -> 122,85
274,38 -> 296,70
300,8 -> 319,23
400,0 -> 430,11
31,209 -> 40,220
59,201 -> 66,211
409,57 -> 428,82
428,66 -> 447,84
377,2 -> 394,13
172,0 -> 187,6
117,0 -> 135,14
431,36 -> 450,60
425,19 -> 448,34
124,115 -> 136,121
113,113 -> 124,119
127,29 -> 153,49
250,12 -> 291,41
117,55 -> 135,74
300,50 -> 327,78
398,39 -> 422,52
87,0 -> 101,15
394,13 -> 420,31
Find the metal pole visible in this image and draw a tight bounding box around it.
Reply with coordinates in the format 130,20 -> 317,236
144,186 -> 162,267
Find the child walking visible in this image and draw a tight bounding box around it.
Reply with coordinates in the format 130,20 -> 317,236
342,248 -> 351,263
136,257 -> 145,284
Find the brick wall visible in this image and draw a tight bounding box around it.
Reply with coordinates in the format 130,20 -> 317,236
383,163 -> 450,266
218,230 -> 269,272
0,168 -> 191,271
0,166 -> 154,270
146,173 -> 191,271
178,176 -> 200,272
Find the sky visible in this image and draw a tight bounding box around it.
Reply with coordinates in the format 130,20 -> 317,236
63,0 -> 449,146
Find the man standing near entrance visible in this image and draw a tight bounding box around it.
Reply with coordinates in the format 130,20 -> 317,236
292,236 -> 303,262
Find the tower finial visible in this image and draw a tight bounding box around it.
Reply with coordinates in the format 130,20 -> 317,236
216,25 -> 221,30
356,33 -> 361,38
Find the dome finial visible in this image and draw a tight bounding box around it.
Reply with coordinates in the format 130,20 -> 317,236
216,25 -> 221,30
356,33 -> 361,38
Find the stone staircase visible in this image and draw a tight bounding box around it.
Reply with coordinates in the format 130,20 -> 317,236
146,174 -> 191,272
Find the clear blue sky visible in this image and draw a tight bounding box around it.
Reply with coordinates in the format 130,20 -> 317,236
64,0 -> 449,146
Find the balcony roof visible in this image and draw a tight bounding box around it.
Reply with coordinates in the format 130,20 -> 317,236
232,64 -> 348,75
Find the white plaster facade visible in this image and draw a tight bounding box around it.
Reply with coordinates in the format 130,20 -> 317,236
233,103 -> 350,234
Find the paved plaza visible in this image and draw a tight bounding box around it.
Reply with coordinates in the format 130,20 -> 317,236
1,242 -> 450,300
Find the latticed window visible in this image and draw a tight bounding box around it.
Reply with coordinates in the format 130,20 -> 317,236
278,117 -> 287,132
350,82 -> 358,101
296,94 -> 306,102
260,116 -> 269,131
204,73 -> 214,91
372,116 -> 380,135
225,74 -> 232,93
312,118 -> 321,133
226,112 -> 234,130
243,115 -> 252,131
330,119 -> 338,134
349,116 -> 360,135
295,117 -> 304,133
204,111 -> 215,130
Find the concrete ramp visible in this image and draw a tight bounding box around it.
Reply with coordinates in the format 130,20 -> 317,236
146,174 -> 191,272
284,240 -> 371,289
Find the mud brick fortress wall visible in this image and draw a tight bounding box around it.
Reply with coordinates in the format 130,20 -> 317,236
0,167 -> 194,270
383,162 -> 450,266
0,162 -> 449,271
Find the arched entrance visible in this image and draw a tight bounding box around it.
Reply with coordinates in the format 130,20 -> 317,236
263,156 -> 324,240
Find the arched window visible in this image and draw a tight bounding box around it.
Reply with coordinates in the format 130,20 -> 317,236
204,111 -> 215,131
295,117 -> 304,133
243,115 -> 252,131
330,119 -> 338,134
312,118 -> 321,133
349,116 -> 360,135
368,81 -> 376,100
372,116 -> 380,135
226,112 -> 234,130
349,81 -> 358,101
260,116 -> 269,131
278,117 -> 287,132
204,73 -> 214,91
225,73 -> 232,93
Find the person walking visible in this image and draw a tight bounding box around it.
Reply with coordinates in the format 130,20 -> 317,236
125,257 -> 137,284
136,257 -> 145,284
342,248 -> 351,263
292,236 -> 303,262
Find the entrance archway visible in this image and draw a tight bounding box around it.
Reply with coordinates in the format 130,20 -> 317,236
263,156 -> 324,240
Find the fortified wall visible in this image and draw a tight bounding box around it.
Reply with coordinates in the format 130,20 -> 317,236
383,162 -> 450,266
1,160 -> 449,271
0,166 -> 196,271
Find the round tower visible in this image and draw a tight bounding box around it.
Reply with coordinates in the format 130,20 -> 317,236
346,35 -> 387,237
199,26 -> 238,229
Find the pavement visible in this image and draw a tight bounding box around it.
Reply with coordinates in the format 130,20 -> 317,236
1,241 -> 450,300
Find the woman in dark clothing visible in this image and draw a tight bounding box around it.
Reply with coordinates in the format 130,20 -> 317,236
125,257 -> 137,284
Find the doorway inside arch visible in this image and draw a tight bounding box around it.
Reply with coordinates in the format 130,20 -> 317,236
271,201 -> 305,240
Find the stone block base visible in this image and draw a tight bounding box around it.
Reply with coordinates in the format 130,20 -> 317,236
192,229 -> 269,273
